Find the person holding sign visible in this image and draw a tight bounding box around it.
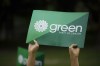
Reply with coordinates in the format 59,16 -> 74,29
27,40 -> 80,66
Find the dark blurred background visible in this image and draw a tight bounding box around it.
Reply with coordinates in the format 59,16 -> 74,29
0,0 -> 100,66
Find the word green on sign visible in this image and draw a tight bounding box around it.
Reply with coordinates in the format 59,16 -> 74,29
17,47 -> 44,66
49,24 -> 82,33
26,10 -> 89,48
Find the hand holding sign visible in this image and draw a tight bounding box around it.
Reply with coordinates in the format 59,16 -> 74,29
69,44 -> 80,66
69,44 -> 80,57
28,40 -> 39,54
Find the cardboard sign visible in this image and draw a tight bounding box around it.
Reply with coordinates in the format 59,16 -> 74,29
26,10 -> 89,48
17,47 -> 44,66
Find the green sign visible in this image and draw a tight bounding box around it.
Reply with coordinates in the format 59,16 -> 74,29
17,47 -> 44,66
26,10 -> 89,48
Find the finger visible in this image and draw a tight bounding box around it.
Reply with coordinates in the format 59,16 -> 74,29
34,40 -> 39,47
69,44 -> 77,48
34,40 -> 38,44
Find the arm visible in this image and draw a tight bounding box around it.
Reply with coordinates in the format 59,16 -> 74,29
27,40 -> 39,66
69,44 -> 80,66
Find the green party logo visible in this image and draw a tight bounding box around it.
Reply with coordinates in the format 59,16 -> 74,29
18,54 -> 42,66
34,20 -> 82,35
18,54 -> 27,65
34,20 -> 48,32
26,10 -> 89,48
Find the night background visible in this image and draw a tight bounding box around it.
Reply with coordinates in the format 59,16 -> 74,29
0,0 -> 100,66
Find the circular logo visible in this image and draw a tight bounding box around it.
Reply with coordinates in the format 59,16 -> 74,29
18,54 -> 23,64
34,20 -> 48,32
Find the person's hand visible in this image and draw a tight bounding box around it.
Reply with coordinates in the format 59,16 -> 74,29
28,40 -> 39,54
27,40 -> 39,66
69,44 -> 80,58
